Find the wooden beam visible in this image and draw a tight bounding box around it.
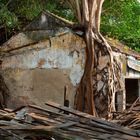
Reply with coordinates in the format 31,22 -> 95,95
45,101 -> 140,137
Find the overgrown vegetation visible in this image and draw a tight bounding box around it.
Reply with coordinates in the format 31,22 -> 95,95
0,0 -> 140,52
101,0 -> 140,52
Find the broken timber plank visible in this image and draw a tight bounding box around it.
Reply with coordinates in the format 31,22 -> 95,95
45,101 -> 123,126
0,122 -> 77,131
46,101 -> 104,121
29,104 -> 64,116
45,101 -> 140,137
28,112 -> 61,125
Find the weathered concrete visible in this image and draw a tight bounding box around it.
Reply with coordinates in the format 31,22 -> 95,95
1,32 -> 85,110
3,69 -> 75,109
1,31 -> 140,115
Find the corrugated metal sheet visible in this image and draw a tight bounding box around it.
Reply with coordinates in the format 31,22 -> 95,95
127,56 -> 140,72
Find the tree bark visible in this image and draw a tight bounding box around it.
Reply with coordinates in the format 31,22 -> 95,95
75,29 -> 96,115
69,0 -> 116,117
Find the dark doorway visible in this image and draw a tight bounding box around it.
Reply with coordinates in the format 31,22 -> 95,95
125,79 -> 139,108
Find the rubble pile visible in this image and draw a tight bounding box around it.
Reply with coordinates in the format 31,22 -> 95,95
115,98 -> 140,130
0,101 -> 139,140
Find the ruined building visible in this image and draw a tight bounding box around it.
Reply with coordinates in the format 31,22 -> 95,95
0,11 -> 140,117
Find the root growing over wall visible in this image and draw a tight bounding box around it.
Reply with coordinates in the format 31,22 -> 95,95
68,0 -> 121,118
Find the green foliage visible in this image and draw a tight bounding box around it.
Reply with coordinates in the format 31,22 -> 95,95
46,0 -> 75,21
15,0 -> 44,20
0,0 -> 139,52
0,0 -> 74,33
47,0 -> 140,52
0,1 -> 18,28
0,0 -> 45,31
101,0 -> 140,52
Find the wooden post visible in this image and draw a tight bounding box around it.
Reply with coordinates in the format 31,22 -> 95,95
64,85 -> 69,114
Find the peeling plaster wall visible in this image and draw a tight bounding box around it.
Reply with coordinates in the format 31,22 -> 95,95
1,11 -> 140,114
1,29 -> 140,114
1,32 -> 85,109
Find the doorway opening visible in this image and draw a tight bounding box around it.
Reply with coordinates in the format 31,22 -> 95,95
125,78 -> 139,108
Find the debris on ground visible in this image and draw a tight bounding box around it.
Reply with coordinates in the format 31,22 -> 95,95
114,97 -> 140,130
0,101 -> 139,140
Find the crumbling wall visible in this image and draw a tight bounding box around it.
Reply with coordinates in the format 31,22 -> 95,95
1,32 -> 86,110
1,31 -> 126,117
1,11 -> 140,117
1,31 -> 134,118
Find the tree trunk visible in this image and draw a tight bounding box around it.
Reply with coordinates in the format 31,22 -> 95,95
69,0 -> 117,117
75,29 -> 96,115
